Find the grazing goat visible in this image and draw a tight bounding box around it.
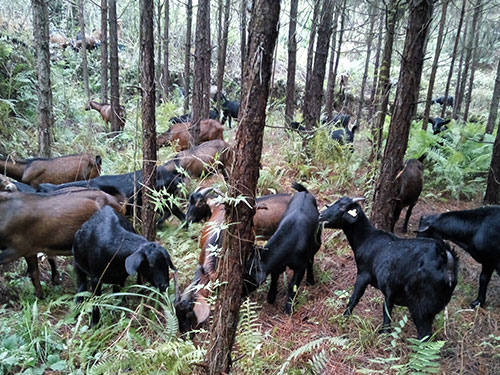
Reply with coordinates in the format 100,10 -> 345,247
73,206 -> 177,326
49,32 -> 72,50
164,139 -> 232,179
418,206 -> 500,308
431,95 -> 453,107
428,117 -> 451,135
243,183 -> 321,314
169,108 -> 219,124
213,92 -> 240,128
324,113 -> 351,129
157,119 -> 224,151
391,155 -> 425,233
330,124 -> 358,145
0,153 -> 101,188
0,188 -> 124,298
74,33 -> 99,51
319,197 -> 458,339
86,101 -> 125,130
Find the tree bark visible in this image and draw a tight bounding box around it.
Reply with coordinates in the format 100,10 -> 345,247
216,0 -> 231,114
355,3 -> 377,128
422,0 -> 449,129
332,0 -> 346,105
369,8 -> 384,120
78,0 -> 90,102
485,59 -> 500,135
100,0 -> 108,104
452,23 -> 467,119
371,0 -> 434,231
240,0 -> 247,87
205,1 -> 280,373
109,0 -> 123,132
184,0 -> 193,113
442,0 -> 467,118
484,118 -> 500,204
140,0 -> 157,241
156,1 -> 163,106
369,0 -> 401,162
324,5 -> 339,121
191,0 -> 211,147
463,0 -> 482,122
285,0 -> 298,125
162,0 -> 170,101
303,0 -> 335,132
31,0 -> 53,157
304,0 -> 321,112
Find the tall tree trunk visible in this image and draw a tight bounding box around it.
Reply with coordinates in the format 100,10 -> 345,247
324,5 -> 339,121
332,0 -> 346,105
452,25 -> 467,119
369,9 -> 384,120
100,0 -> 108,104
463,0 -> 482,122
31,0 -> 53,157
162,0 -> 170,101
485,59 -> 500,135
109,0 -> 123,132
484,110 -> 500,204
303,0 -> 335,133
240,0 -> 247,87
443,0 -> 467,118
303,0 -> 321,112
205,1 -> 280,373
78,0 -> 90,102
285,0 -> 298,125
216,0 -> 231,114
140,0 -> 157,241
422,0 -> 449,129
156,0 -> 163,106
369,0 -> 401,162
191,0 -> 211,147
371,0 -> 434,231
184,0 -> 193,113
355,3 -> 376,128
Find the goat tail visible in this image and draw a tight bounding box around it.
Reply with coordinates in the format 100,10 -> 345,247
291,181 -> 308,193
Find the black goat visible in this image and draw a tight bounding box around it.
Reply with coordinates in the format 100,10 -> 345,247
391,155 -> 425,233
213,92 -> 240,128
428,117 -> 451,135
289,121 -> 306,132
330,125 -> 358,145
319,197 -> 458,339
73,206 -> 177,326
169,108 -> 219,124
243,183 -> 321,314
418,206 -> 500,308
431,95 -> 453,107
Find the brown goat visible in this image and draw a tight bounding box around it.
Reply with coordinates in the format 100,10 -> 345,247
85,101 -> 126,130
163,139 -> 232,178
157,119 -> 224,151
0,153 -> 101,188
49,32 -> 72,49
0,188 -> 125,298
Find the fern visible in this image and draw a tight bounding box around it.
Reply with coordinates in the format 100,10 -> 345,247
406,338 -> 445,375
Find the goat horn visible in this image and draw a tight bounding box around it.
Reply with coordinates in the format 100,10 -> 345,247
199,187 -> 214,197
352,197 -> 365,203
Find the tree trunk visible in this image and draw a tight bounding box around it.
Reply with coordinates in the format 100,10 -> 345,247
156,1 -> 163,106
422,0 -> 449,129
216,0 -> 231,114
324,5 -> 339,121
443,0 -> 468,118
140,0 -> 157,241
162,0 -> 170,101
463,0 -> 482,122
303,0 -> 335,133
78,0 -> 90,102
109,0 -> 123,132
191,0 -> 211,147
205,1 -> 280,373
285,0 -> 298,125
452,25 -> 467,119
332,0 -> 346,106
371,0 -> 434,231
31,0 -> 53,157
355,3 -> 376,128
304,0 -> 321,112
485,59 -> 500,135
100,0 -> 108,104
240,0 -> 247,87
184,0 -> 193,113
369,9 -> 384,120
484,120 -> 500,204
369,0 -> 400,162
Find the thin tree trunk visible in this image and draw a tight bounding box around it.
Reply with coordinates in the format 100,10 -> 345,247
369,9 -> 384,120
216,0 -> 231,114
484,110 -> 500,204
371,0 -> 434,231
109,0 -> 123,132
162,0 -> 169,101
422,0 -> 449,129
240,0 -> 247,87
324,5 -> 339,121
156,0 -> 162,106
191,0 -> 211,146
453,27 -> 467,119
140,0 -> 157,241
285,0 -> 299,125
78,0 -> 90,102
485,59 -> 500,135
32,0 -> 53,157
355,3 -> 376,128
205,1 -> 280,373
463,0 -> 482,122
332,0 -> 346,103
442,0 -> 467,118
184,0 -> 193,113
455,14 -> 471,118
100,0 -> 108,103
304,0 -> 321,112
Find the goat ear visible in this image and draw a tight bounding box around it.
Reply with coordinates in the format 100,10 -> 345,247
428,118 -> 434,124
417,223 -> 430,232
351,125 -> 358,133
443,119 -> 451,125
343,207 -> 359,224
125,250 -> 146,276
193,295 -> 210,324
418,154 -> 426,163
95,155 -> 102,167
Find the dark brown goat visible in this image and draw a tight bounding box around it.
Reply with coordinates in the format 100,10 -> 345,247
163,139 -> 232,179
85,101 -> 125,130
0,188 -> 125,298
0,153 -> 101,188
391,155 -> 425,233
49,32 -> 72,49
157,119 -> 224,151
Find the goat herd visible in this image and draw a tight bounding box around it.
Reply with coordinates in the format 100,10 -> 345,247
0,113 -> 498,341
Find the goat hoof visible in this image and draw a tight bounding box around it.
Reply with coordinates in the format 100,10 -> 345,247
306,278 -> 316,286
379,326 -> 391,335
284,305 -> 293,315
401,227 -> 408,234
343,309 -> 352,317
470,300 -> 483,309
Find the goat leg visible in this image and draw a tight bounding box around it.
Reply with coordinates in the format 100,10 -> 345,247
380,297 -> 394,334
284,268 -> 305,315
25,255 -> 44,299
74,263 -> 88,304
47,256 -> 61,285
471,264 -> 495,308
344,273 -> 370,316
402,204 -> 416,233
90,278 -> 103,328
306,259 -> 315,286
267,272 -> 279,304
